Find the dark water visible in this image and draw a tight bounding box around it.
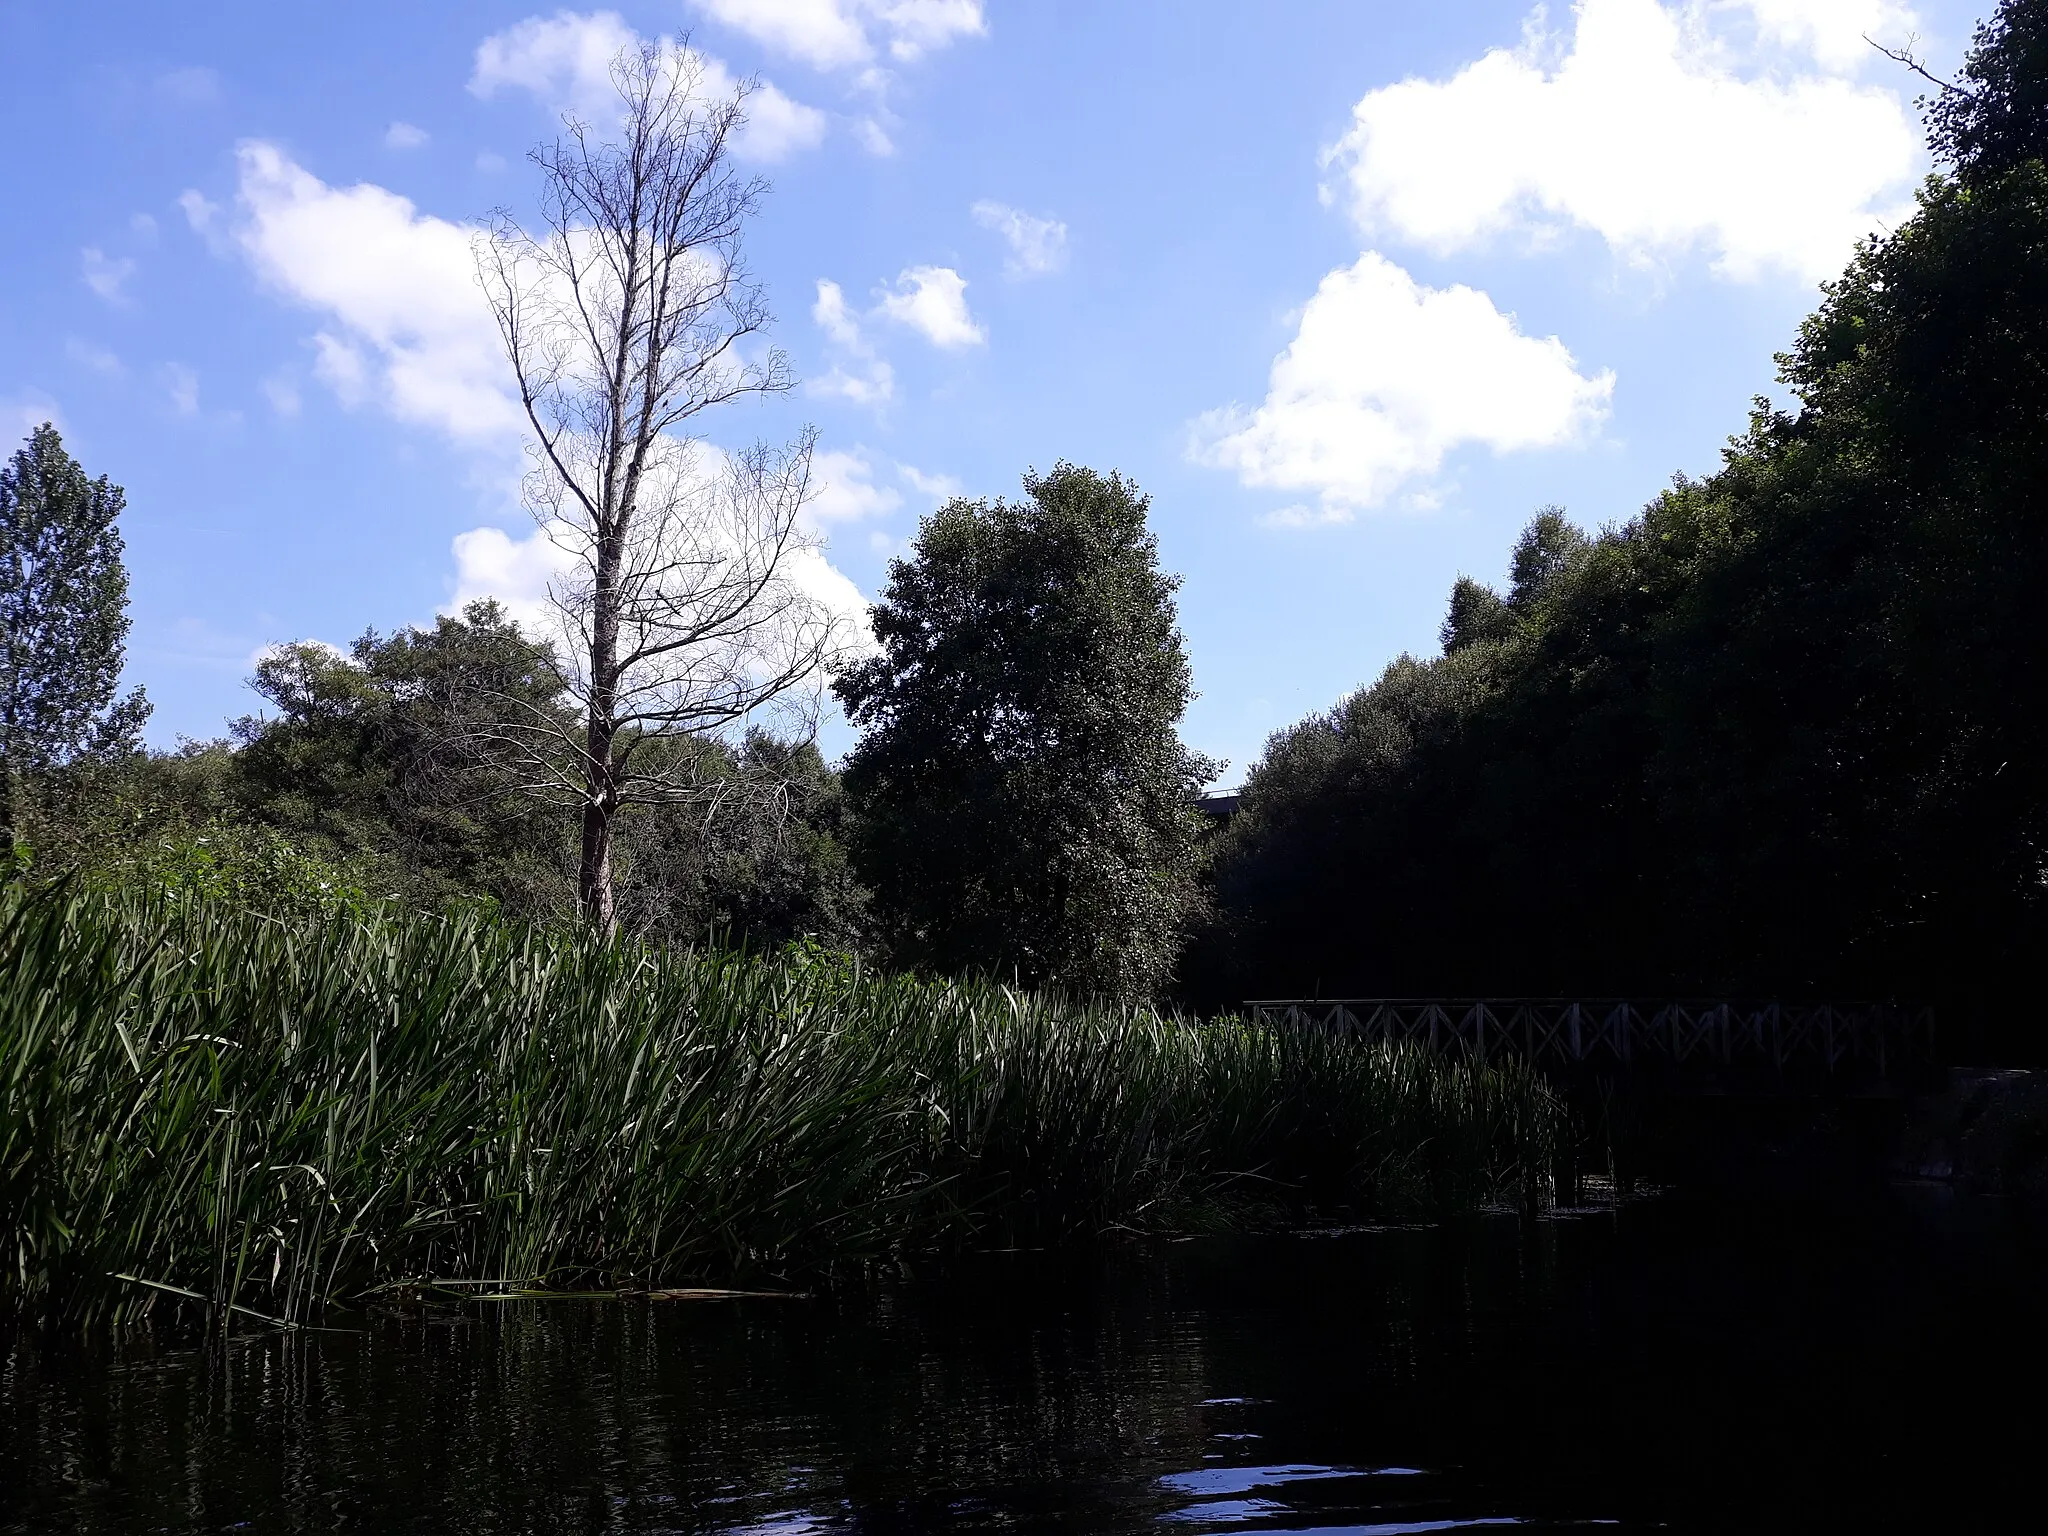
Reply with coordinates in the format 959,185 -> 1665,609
5,1192 -> 2044,1533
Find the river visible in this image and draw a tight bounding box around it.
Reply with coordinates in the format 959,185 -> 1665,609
4,1191 -> 2041,1532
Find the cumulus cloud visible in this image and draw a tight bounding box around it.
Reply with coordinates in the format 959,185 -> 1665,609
471,10 -> 826,162
1325,0 -> 1922,282
448,524 -> 577,636
808,279 -> 895,405
177,189 -> 221,238
471,9 -> 638,114
384,121 -> 430,149
806,447 -> 903,525
808,266 -> 982,406
799,447 -> 958,528
450,515 -> 874,661
689,0 -> 985,70
1734,0 -> 1918,70
971,200 -> 1067,277
228,141 -> 520,442
876,266 -> 984,348
1193,252 -> 1613,520
80,248 -> 136,304
898,462 -> 962,501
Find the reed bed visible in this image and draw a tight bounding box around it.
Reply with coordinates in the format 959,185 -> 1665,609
0,886 -> 1567,1327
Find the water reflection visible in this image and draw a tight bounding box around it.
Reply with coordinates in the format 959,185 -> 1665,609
4,1196 -> 2044,1534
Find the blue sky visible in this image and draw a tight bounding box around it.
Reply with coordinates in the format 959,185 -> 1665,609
0,0 -> 1981,782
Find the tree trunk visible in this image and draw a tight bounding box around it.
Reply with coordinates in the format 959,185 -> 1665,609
580,513 -> 623,935
0,759 -> 16,860
578,785 -> 616,935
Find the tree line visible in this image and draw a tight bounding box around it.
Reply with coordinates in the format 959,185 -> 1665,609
4,2 -> 2045,1046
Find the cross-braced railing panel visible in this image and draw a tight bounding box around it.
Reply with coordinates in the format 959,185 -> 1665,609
1243,998 -> 1933,1077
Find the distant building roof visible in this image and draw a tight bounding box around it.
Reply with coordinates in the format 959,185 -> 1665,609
1195,791 -> 1241,820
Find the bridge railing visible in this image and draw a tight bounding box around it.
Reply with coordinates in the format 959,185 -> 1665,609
1241,998 -> 1935,1076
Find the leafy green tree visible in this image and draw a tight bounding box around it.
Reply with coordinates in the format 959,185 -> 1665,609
1928,0 -> 2048,179
230,601 -> 576,914
1439,577 -> 1514,654
0,425 -> 149,852
835,464 -> 1215,1000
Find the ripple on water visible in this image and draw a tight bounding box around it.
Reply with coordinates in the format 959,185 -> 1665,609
1155,1462 -> 1554,1534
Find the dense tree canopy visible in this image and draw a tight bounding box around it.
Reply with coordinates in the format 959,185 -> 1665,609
228,601 -> 575,914
835,464 -> 1215,1000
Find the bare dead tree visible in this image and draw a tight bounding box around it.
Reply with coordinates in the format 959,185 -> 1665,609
476,40 -> 848,934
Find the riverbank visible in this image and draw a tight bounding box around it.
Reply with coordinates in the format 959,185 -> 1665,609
0,886 -> 1566,1329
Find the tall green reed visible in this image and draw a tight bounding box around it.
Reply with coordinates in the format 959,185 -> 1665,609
0,885 -> 1568,1326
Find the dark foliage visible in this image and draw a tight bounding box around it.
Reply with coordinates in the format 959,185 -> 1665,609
1198,1 -> 2048,1056
226,601 -> 577,916
836,463 -> 1215,1000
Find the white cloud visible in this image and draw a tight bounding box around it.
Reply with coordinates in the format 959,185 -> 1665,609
228,141 -> 520,442
877,0 -> 987,61
812,360 -> 896,406
262,373 -> 302,417
808,266 -> 982,405
784,544 -> 875,654
1259,503 -> 1355,531
876,265 -> 984,348
449,524 -> 577,636
130,212 -> 160,242
81,247 -> 136,304
385,121 -> 431,149
852,115 -> 895,155
1325,0 -> 1922,282
694,0 -> 867,69
178,189 -> 221,234
813,279 -> 863,349
741,81 -> 831,159
64,338 -> 123,376
471,11 -> 826,162
971,200 -> 1067,277
809,279 -> 895,405
472,9 -> 639,114
449,518 -> 874,660
689,0 -> 985,70
1732,0 -> 1917,70
2,393 -> 62,442
898,462 -> 961,502
806,447 -> 903,525
161,362 -> 200,416
310,332 -> 370,405
1193,252 -> 1613,520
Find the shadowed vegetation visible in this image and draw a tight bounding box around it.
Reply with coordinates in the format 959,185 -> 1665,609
0,884 -> 1564,1329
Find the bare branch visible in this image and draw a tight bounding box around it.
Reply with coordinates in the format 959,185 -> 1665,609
1863,32 -> 1976,98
